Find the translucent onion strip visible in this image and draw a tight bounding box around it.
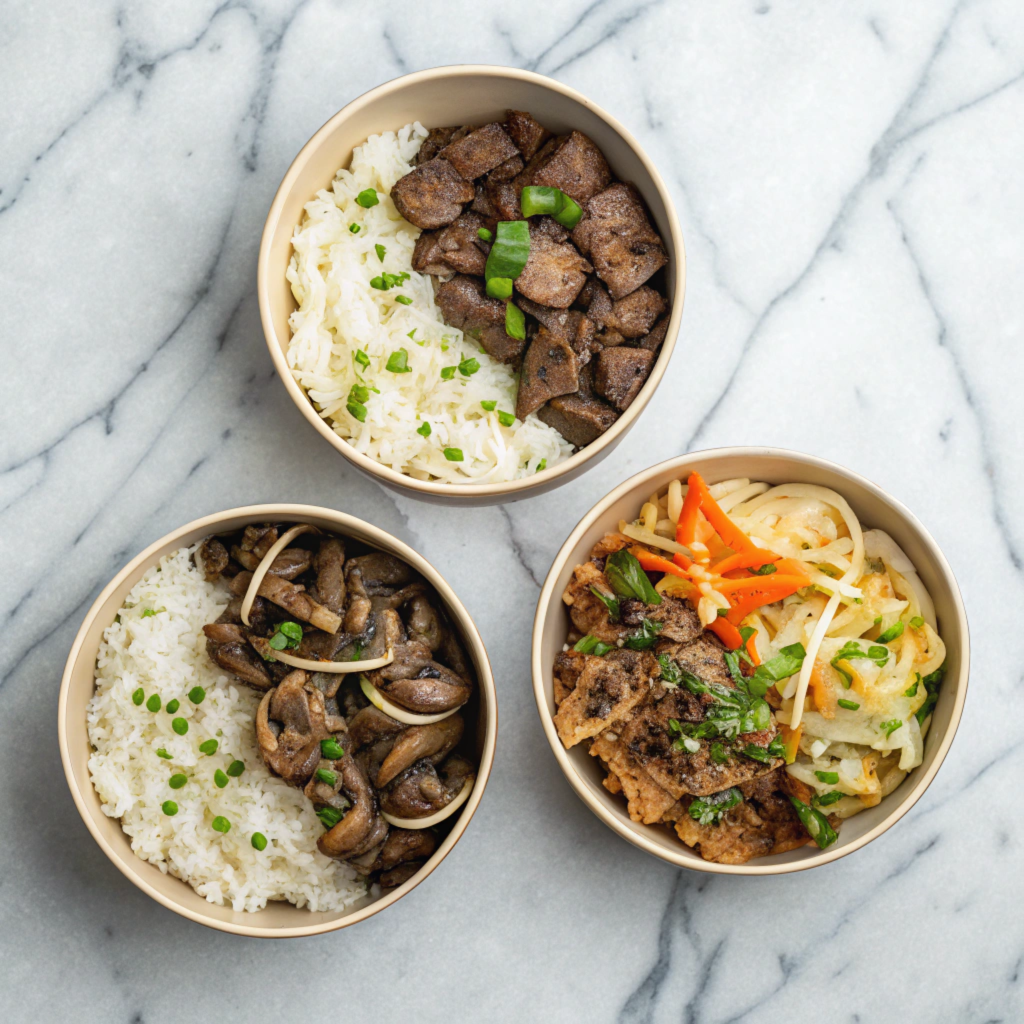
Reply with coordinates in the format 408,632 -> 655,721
241,524 -> 316,626
359,675 -> 461,726
380,778 -> 474,829
716,481 -> 770,513
261,645 -> 394,674
620,522 -> 692,558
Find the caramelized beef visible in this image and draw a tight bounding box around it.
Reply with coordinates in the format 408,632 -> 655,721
515,226 -> 592,309
435,275 -> 527,364
594,346 -> 655,411
538,392 -> 618,447
635,315 -> 670,353
391,158 -> 475,230
515,325 -> 579,419
524,130 -> 612,204
435,210 -> 492,276
505,109 -> 552,159
440,122 -> 520,180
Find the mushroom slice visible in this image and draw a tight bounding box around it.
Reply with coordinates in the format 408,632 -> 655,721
378,862 -> 424,889
348,705 -> 406,752
315,538 -> 346,615
375,713 -> 464,788
255,671 -> 329,785
379,754 -> 476,823
373,828 -> 437,872
359,676 -> 462,727
317,756 -> 389,859
404,595 -> 444,650
345,553 -> 417,595
239,524 -> 326,628
203,623 -> 273,690
231,544 -> 311,579
372,659 -> 473,714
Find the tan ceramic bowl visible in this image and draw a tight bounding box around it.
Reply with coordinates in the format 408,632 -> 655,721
258,65 -> 685,506
532,448 -> 969,874
59,505 -> 497,936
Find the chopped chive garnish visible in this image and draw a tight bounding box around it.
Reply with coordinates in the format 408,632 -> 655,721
156,748 -> 172,760
709,741 -> 729,764
458,357 -> 480,376
815,770 -> 839,784
880,718 -> 903,739
251,832 -> 268,851
394,294 -> 412,304
211,816 -> 231,833
386,348 -> 411,373
146,694 -> 161,713
199,739 -> 218,756
317,806 -> 345,829
354,349 -> 370,369
166,699 -> 180,714
877,621 -> 905,643
132,688 -> 145,706
188,686 -> 206,705
443,448 -> 464,462
497,410 -> 515,428
321,738 -> 345,759
141,608 -> 157,617
905,674 -> 920,697
162,801 -> 178,816
169,774 -> 187,790
356,188 -> 379,208
480,399 -> 497,411
486,276 -> 513,300
369,275 -> 387,290
407,329 -> 416,339
910,616 -> 924,628
347,398 -> 368,422
227,760 -> 245,777
171,717 -> 188,736
349,223 -> 360,233
813,790 -> 844,807
416,421 -> 431,437
375,243 -> 386,261
478,227 -> 493,242
837,698 -> 860,710
573,634 -> 613,656
789,797 -> 838,849
505,301 -> 525,340
214,769 -> 229,789
440,366 -> 457,380
315,768 -> 338,787
537,458 -> 547,472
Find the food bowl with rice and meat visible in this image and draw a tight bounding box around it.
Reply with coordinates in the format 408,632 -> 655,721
532,449 -> 968,874
59,505 -> 496,937
259,66 -> 685,505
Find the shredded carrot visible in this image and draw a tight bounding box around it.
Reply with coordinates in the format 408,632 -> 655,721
631,547 -> 690,580
687,473 -> 758,554
808,660 -> 836,718
707,617 -> 744,650
782,724 -> 802,764
675,480 -> 702,546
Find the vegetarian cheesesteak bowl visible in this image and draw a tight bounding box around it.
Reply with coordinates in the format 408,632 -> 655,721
258,65 -> 684,506
532,449 -> 968,874
58,505 -> 496,936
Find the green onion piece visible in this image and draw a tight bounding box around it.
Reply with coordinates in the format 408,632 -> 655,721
624,618 -> 664,651
573,635 -> 613,657
268,631 -> 288,651
505,301 -> 526,340
171,717 -> 188,736
354,349 -> 370,369
520,186 -> 560,218
146,694 -> 161,713
156,748 -> 172,760
227,760 -> 245,777
589,585 -> 620,622
605,549 -> 662,605
350,383 -> 370,404
407,329 -> 417,339
443,448 -> 464,462
877,620 -> 905,643
537,458 -> 547,472
813,790 -> 845,807
141,608 -> 157,617
458,357 -> 480,376
709,741 -> 729,764
815,770 -> 840,784
166,699 -> 180,714
478,227 -> 493,242
317,806 -> 345,829
915,665 -> 944,724
416,421 -> 431,437
750,698 -> 771,731
688,787 -> 742,826
789,797 -> 838,849
321,738 -> 345,760
162,801 -> 178,816
480,399 -> 497,411
199,739 -> 218,756
741,744 -> 772,764
497,410 -> 515,428
349,223 -> 360,233
905,675 -> 920,697
251,832 -> 268,851
188,686 -> 206,705
552,191 -> 583,229
383,271 -> 409,288
910,616 -> 924,629
750,563 -> 777,576
484,219 -> 530,281
211,816 -> 231,834
394,294 -> 412,305
486,276 -> 513,299
837,698 -> 860,710
386,348 -> 411,373
375,243 -> 386,261
370,275 -> 387,290
716,607 -> 729,618
356,188 -> 379,208
347,399 -> 368,422
169,773 -> 187,790
880,718 -> 903,739
440,366 -> 457,380
315,768 -> 338,787
214,769 -> 229,789
132,687 -> 145,706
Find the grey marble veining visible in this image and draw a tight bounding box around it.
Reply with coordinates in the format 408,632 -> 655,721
2,1 -> 1022,1021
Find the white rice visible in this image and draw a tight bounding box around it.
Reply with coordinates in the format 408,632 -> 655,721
87,545 -> 365,913
286,122 -> 573,483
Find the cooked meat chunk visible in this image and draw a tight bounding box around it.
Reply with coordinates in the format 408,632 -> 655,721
515,228 -> 592,309
373,659 -> 473,714
345,552 -> 416,594
590,732 -> 676,824
230,570 -> 342,634
515,326 -> 579,419
391,158 -> 474,230
440,122 -> 520,180
414,126 -> 469,165
411,231 -> 451,276
380,755 -> 475,819
255,671 -> 329,785
376,714 -> 464,788
435,275 -> 527,364
659,631 -> 735,691
602,286 -> 666,338
525,130 -> 612,204
488,154 -> 525,183
372,828 -> 437,873
561,560 -> 631,642
505,109 -> 552,159
594,346 -> 654,412
635,315 -> 670,353
517,300 -> 597,365
202,622 -> 273,690
538,391 -> 619,447
646,595 -> 702,643
553,649 -> 656,747
673,769 -> 817,864
241,524 -> 278,557
348,705 -> 405,753
435,211 -> 492,275
199,537 -> 229,580
590,533 -> 632,560
470,182 -> 498,219
485,179 -> 521,220
379,862 -> 423,889
315,538 -> 345,615
553,650 -> 589,706
573,182 -> 669,298
231,544 -> 311,579
531,216 -> 570,243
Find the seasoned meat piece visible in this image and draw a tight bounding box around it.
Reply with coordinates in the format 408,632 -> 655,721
572,182 -> 669,299
635,315 -> 670,354
486,179 -> 521,220
517,299 -> 597,365
525,130 -> 612,204
488,154 -> 525,183
376,713 -> 464,787
594,346 -> 654,411
646,595 -> 702,643
380,755 -> 475,819
436,211 -> 492,275
414,126 -> 469,166
255,671 -> 329,785
590,732 -> 677,824
199,537 -> 229,580
230,571 -> 342,634
531,216 -> 570,243
240,524 -> 278,557
673,769 -> 817,864
231,544 -> 311,579
590,533 -> 632,560
391,158 -> 475,230
379,862 -> 423,889
372,828 -> 437,873
374,658 -> 473,714
435,275 -> 527,364
553,650 -> 588,706
345,552 -> 416,595
585,280 -> 615,328
553,649 -> 656,748
202,622 -> 273,690
659,631 -> 735,691
348,705 -> 405,753
293,626 -> 351,668
315,538 -> 346,615
515,228 -> 592,309
515,326 -> 579,419
440,122 -> 520,180
470,182 -> 498,219
505,109 -> 552,159
561,560 -> 631,642
601,286 -> 666,338
619,687 -> 778,799
538,391 -> 619,447
412,231 -> 451,276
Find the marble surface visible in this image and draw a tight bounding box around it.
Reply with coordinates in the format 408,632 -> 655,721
2,1 -> 1021,1020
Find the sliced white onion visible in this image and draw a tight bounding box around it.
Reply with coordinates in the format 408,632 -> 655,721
240,524 -> 316,626
261,645 -> 394,674
359,675 -> 461,726
380,778 -> 474,829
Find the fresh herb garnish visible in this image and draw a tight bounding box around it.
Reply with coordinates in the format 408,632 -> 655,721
227,760 -> 245,777
812,790 -> 844,807
709,742 -> 729,764
156,748 -> 172,760
168,774 -> 187,790
269,621 -> 302,650
750,563 -> 777,575
877,620 -> 905,643
171,717 -> 188,736
354,349 -> 370,369
142,608 -> 157,617
315,768 -> 338,787
624,618 -> 663,650
657,654 -> 681,687
905,674 -> 920,697
477,227 -> 493,242
605,549 -> 662,605
837,698 -> 860,710
355,188 -> 379,208
589,586 -> 621,622
214,769 -> 229,789
915,665 -> 944,724
458,356 -> 480,376
443,448 -> 464,462
375,243 -> 386,262
688,787 -> 742,826
815,770 -> 839,784
880,718 -> 903,739
386,348 -> 411,373
573,635 -> 613,657
440,366 -> 457,380
741,743 -> 774,763
349,223 -> 360,233
199,739 -> 218,756
416,421 -> 431,437
317,806 -> 345,829
480,400 -> 497,411
505,301 -> 526,341
789,797 -> 838,849
831,640 -> 889,686
321,738 -> 345,760
497,410 -> 515,428
486,276 -> 513,300
394,294 -> 412,305
910,616 -> 924,628
537,458 -> 547,472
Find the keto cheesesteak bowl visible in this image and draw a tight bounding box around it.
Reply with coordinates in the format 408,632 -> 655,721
58,505 -> 496,937
258,66 -> 684,506
532,449 -> 968,874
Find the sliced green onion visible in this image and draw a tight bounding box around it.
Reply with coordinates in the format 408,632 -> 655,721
199,739 -> 218,756
132,688 -> 145,706
315,768 -> 338,787
169,773 -> 187,790
188,686 -> 206,705
789,797 -> 838,849
349,223 -> 360,233
688,787 -> 743,826
486,276 -> 513,299
394,294 -> 412,305
251,832 -> 267,851
709,742 -> 729,765
815,770 -> 840,784
375,243 -> 386,261
589,585 -> 620,622
505,301 -> 525,340
877,620 -> 905,643
458,357 -> 479,376
227,760 -> 245,777
347,398 -> 368,422
750,563 -> 777,576
477,227 -> 493,242
386,348 -> 411,374
910,616 -> 924,629
356,188 -> 379,208
317,806 -> 345,829
166,699 -> 180,714
321,738 -> 345,760
146,694 -> 161,713
573,635 -> 613,657
813,790 -> 844,807
440,366 -> 457,380
211,816 -> 231,833
837,698 -> 860,710
536,458 -> 547,472
480,399 -> 497,411
520,186 -> 560,217
370,275 -> 387,290
354,349 -> 370,369
416,421 -> 431,437
156,748 -> 172,760
497,410 -> 515,428
443,448 -> 464,462
484,219 -> 530,281
162,801 -> 178,816
141,608 -> 157,617
171,717 -> 188,736
880,718 -> 903,739
552,191 -> 583,229
214,769 -> 229,789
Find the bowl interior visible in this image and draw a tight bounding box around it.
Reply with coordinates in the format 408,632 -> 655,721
260,66 -> 685,504
61,506 -> 495,934
534,449 -> 967,873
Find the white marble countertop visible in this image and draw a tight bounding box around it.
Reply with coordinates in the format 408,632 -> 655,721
2,1 -> 1021,1020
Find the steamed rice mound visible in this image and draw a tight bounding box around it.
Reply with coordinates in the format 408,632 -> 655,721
286,121 -> 572,483
87,546 -> 365,913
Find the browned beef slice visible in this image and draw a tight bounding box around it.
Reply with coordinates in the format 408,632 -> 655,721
646,595 -> 702,643
435,275 -> 526,364
505,110 -> 552,160
531,216 -> 570,243
658,632 -> 736,691
635,315 -> 669,353
538,392 -> 619,448
471,182 -> 498,218
440,122 -> 520,180
606,286 -> 666,337
526,130 -> 613,204
516,325 -> 580,418
415,126 -> 469,165
515,300 -> 597,365
436,211 -> 492,275
486,179 -> 521,220
573,182 -> 669,298
488,154 -> 525,183
412,231 -> 451,276
561,560 -> 632,643
586,281 -> 615,328
594,346 -> 654,411
515,227 -> 592,309
391,158 -> 474,229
